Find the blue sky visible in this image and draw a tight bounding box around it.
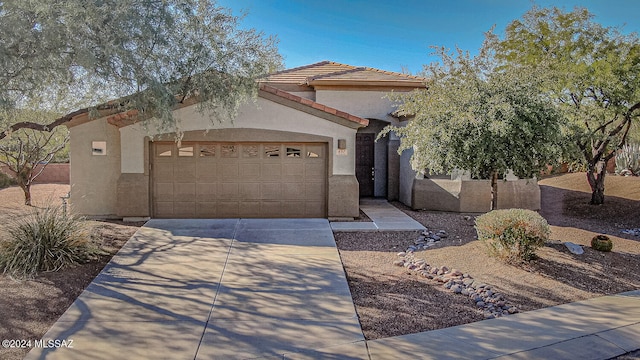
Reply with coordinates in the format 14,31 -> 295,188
217,0 -> 640,75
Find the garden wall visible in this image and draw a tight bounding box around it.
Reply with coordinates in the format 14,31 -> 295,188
0,163 -> 70,184
411,178 -> 540,213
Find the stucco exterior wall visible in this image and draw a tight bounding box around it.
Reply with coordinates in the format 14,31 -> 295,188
119,97 -> 357,176
68,118 -> 121,217
411,178 -> 540,213
315,90 -> 401,123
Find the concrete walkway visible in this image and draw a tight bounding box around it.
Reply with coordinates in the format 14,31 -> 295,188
27,218 -> 640,360
367,290 -> 640,359
331,198 -> 426,232
27,219 -> 368,359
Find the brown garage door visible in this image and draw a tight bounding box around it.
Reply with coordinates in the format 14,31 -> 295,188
152,142 -> 327,218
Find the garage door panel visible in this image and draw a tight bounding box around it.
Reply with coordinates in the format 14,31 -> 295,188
306,183 -> 325,199
261,183 -> 282,200
153,142 -> 326,218
155,202 -> 174,217
261,163 -> 282,180
261,201 -> 283,215
283,182 -> 305,200
173,202 -> 196,217
196,161 -> 218,182
174,183 -> 196,202
219,163 -> 239,180
196,202 -> 217,217
281,201 -> 305,217
196,183 -> 217,201
240,183 -> 260,199
218,201 -> 239,216
219,183 -> 239,199
283,163 -> 304,179
239,163 -> 261,178
155,163 -> 174,180
239,201 -> 262,217
305,202 -> 325,217
304,162 -> 325,177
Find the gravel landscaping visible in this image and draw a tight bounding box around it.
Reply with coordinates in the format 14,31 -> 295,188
1,173 -> 639,359
335,173 -> 640,340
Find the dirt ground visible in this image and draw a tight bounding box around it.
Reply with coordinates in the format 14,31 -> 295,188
0,184 -> 143,360
335,173 -> 640,341
1,175 -> 639,359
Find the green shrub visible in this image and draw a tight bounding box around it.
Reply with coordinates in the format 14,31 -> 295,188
475,209 -> 550,263
0,171 -> 16,189
0,206 -> 101,279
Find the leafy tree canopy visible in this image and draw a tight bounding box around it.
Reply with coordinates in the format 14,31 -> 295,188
491,6 -> 640,204
1,0 -> 283,139
383,45 -> 564,183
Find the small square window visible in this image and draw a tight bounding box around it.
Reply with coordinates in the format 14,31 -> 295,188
92,141 -> 107,156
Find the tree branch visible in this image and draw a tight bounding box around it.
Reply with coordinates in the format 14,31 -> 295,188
1,103 -> 119,141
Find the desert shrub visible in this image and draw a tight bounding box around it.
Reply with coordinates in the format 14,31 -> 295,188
475,209 -> 550,263
0,171 -> 16,189
0,205 -> 101,279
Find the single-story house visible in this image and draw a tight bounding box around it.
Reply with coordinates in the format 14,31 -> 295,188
65,61 -> 540,219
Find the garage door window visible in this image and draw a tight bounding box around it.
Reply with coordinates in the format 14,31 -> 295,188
264,145 -> 280,157
200,145 -> 216,157
243,145 -> 259,158
178,146 -> 194,157
157,144 -> 172,157
222,145 -> 238,158
286,147 -> 301,157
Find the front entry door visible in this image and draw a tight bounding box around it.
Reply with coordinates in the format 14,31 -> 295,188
356,133 -> 375,197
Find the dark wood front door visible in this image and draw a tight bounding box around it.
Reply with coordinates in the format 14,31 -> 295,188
356,133 -> 375,197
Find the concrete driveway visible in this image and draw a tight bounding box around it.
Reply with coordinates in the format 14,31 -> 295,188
26,219 -> 367,360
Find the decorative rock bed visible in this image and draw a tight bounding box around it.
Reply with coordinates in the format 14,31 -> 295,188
394,229 -> 519,320
621,228 -> 640,236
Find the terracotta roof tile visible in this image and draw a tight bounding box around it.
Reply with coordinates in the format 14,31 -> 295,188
259,60 -> 425,87
259,84 -> 368,127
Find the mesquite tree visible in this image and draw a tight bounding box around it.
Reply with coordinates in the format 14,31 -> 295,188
0,128 -> 68,205
1,0 -> 282,139
493,6 -> 640,204
382,46 -> 564,209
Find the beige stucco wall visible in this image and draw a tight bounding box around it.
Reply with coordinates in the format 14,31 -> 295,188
119,97 -> 357,176
315,90 -> 402,124
411,178 -> 540,213
68,118 -> 121,217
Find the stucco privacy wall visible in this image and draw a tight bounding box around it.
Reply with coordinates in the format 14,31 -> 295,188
411,178 -> 541,212
68,118 -> 121,216
119,97 -> 357,175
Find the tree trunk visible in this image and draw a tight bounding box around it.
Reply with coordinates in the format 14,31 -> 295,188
491,171 -> 498,210
586,161 -> 606,205
21,183 -> 32,206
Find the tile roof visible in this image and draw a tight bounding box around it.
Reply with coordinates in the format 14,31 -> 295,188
259,84 -> 369,127
260,61 -> 425,88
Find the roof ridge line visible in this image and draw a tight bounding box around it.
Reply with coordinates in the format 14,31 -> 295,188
304,67 -> 367,83
259,61 -> 333,78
